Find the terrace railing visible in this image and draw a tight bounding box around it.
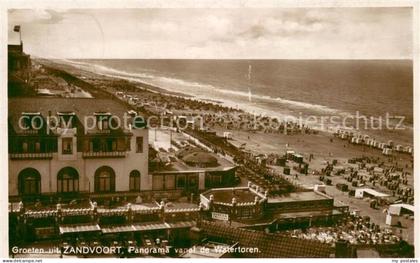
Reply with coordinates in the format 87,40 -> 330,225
82,151 -> 126,158
10,152 -> 53,160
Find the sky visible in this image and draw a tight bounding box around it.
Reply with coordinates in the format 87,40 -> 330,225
8,8 -> 413,59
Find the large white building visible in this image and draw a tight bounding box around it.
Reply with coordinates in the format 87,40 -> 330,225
8,97 -> 149,197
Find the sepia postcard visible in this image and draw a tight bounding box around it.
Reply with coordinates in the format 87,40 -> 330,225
1,0 -> 418,260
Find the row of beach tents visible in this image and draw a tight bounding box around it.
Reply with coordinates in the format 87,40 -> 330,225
334,130 -> 413,156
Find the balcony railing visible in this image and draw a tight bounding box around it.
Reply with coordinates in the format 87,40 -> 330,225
10,152 -> 53,160
82,151 -> 127,158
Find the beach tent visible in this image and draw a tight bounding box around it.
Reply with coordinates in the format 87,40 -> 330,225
314,184 -> 326,193
276,157 -> 286,167
385,213 -> 399,226
373,167 -> 384,174
292,153 -> 304,163
388,204 -> 414,216
357,170 -> 370,179
332,165 -> 345,171
223,132 -> 232,139
382,148 -> 393,156
404,146 -> 413,154
378,143 -> 386,149
355,188 -> 389,199
286,150 -> 295,159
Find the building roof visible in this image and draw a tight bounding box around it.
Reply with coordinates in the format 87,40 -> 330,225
154,151 -> 235,174
8,97 -> 144,134
199,220 -> 332,258
59,224 -> 101,234
182,241 -> 234,258
182,151 -> 219,167
203,187 -> 261,204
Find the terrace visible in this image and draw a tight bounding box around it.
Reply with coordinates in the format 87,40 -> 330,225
267,191 -> 331,204
203,187 -> 262,204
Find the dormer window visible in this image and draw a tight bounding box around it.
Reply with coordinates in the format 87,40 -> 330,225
57,112 -> 75,128
94,112 -> 111,131
20,112 -> 42,130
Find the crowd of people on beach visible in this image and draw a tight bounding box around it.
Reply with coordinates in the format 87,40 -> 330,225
322,155 -> 415,205
105,80 -> 317,135
283,215 -> 401,245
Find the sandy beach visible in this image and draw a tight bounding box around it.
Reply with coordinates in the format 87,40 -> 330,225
36,58 -> 414,245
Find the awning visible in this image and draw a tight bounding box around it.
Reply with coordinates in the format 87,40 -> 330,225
389,204 -> 415,215
101,221 -> 196,233
356,188 -> 389,198
101,225 -> 135,234
25,210 -> 57,218
167,221 -> 196,229
132,222 -> 169,232
97,208 -> 129,216
59,224 -> 101,234
61,208 -> 93,216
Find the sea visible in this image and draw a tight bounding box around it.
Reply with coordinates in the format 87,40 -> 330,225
64,59 -> 413,145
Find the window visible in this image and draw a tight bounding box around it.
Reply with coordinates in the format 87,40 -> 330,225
152,175 -> 164,190
22,117 -> 30,129
31,117 -> 42,130
111,140 -> 117,151
35,142 -> 41,153
28,140 -> 35,153
22,142 -> 28,153
91,138 -> 98,152
241,208 -> 251,218
129,170 -> 141,191
62,138 -> 73,154
165,175 -> 175,190
136,137 -> 143,153
97,115 -> 109,130
94,166 -> 115,192
18,168 -> 41,195
102,119 -> 109,130
57,167 -> 79,193
188,174 -> 198,189
59,115 -> 74,128
206,173 -> 222,187
176,174 -> 186,189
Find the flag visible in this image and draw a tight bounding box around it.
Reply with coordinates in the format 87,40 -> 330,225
13,25 -> 20,32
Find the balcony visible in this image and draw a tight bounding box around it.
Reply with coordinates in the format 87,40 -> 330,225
82,151 -> 127,158
10,152 -> 53,160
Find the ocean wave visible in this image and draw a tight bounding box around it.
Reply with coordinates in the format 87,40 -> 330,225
62,59 -> 342,114
62,59 -> 155,79
212,88 -> 340,114
61,60 -> 413,132
143,74 -> 343,115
